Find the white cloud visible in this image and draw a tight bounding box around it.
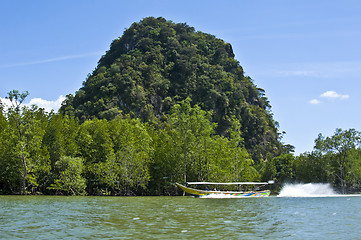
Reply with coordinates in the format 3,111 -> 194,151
0,96 -> 66,113
309,90 -> 350,105
0,97 -> 12,110
26,95 -> 66,112
320,90 -> 349,99
309,99 -> 321,105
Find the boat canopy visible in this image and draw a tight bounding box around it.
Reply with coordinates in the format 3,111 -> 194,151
186,181 -> 272,185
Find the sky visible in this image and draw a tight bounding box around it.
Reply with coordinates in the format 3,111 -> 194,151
1,0 -> 361,155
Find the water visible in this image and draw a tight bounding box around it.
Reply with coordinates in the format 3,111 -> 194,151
1,184 -> 361,239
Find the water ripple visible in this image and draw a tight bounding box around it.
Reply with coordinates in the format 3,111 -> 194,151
1,195 -> 361,239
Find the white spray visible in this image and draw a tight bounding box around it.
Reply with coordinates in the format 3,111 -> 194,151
278,183 -> 337,197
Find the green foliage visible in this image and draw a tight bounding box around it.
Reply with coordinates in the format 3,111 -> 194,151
167,98 -> 216,183
75,116 -> 153,195
5,89 -> 361,195
110,117 -> 153,194
0,106 -> 20,193
148,99 -> 259,194
60,17 -> 284,162
345,149 -> 361,191
294,128 -> 361,193
3,91 -> 50,194
6,90 -> 29,111
43,114 -> 79,163
271,154 -> 294,182
294,151 -> 327,183
314,128 -> 361,193
48,156 -> 86,195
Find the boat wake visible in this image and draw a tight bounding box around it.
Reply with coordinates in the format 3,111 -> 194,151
277,183 -> 338,197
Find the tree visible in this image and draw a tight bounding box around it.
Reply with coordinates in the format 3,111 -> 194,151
205,135 -> 259,183
109,116 -> 153,195
76,118 -> 114,194
345,148 -> 361,191
6,90 -> 30,194
42,114 -> 80,193
43,114 -> 80,164
272,154 -> 295,183
6,90 -> 29,111
148,126 -> 181,195
167,98 -> 216,183
48,156 -> 86,195
76,117 -> 153,195
5,91 -> 51,194
294,151 -> 327,183
228,117 -> 245,181
0,102 -> 18,193
315,128 -> 361,193
157,97 -> 259,189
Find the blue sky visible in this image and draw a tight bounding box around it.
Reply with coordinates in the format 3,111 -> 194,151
1,0 -> 361,155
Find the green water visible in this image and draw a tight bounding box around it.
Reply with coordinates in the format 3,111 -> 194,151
1,195 -> 361,239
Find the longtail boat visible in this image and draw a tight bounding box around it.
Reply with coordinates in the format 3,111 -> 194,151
176,181 -> 274,198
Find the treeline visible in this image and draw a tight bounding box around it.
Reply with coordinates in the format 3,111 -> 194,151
0,91 -> 266,195
262,128 -> 361,193
294,129 -> 361,193
1,91 -> 361,195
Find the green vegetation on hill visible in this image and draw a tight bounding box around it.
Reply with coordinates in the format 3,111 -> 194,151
60,17 -> 284,162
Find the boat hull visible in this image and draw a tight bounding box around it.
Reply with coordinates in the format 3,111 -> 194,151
176,183 -> 270,198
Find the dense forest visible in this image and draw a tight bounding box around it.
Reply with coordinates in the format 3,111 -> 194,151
1,17 -> 361,195
60,17 -> 286,163
0,91 -> 264,195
